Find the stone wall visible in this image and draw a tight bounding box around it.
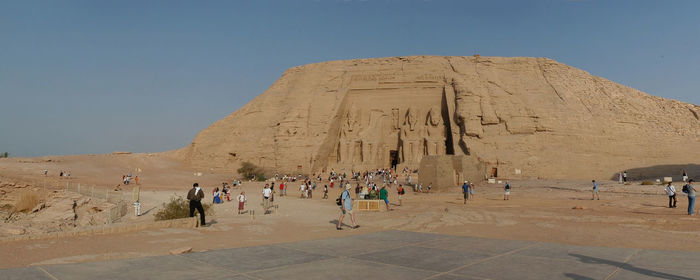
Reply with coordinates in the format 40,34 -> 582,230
418,155 -> 485,191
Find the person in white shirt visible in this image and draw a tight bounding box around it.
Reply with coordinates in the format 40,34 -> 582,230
665,182 -> 677,208
262,184 -> 272,214
300,184 -> 306,198
237,191 -> 247,214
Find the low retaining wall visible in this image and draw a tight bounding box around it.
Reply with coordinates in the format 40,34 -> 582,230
1,217 -> 197,243
354,200 -> 386,212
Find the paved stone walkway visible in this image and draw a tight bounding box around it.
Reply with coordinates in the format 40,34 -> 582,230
2,230 -> 698,280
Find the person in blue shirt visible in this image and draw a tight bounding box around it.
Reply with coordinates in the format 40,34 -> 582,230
337,184 -> 359,230
592,180 -> 600,200
462,181 -> 470,204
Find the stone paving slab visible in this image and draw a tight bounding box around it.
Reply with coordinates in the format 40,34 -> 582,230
39,255 -> 232,280
277,230 -> 444,257
452,254 -> 619,280
248,257 -> 436,280
1,230 -> 698,280
353,245 -> 491,272
414,235 -> 534,255
183,245 -> 328,272
0,267 -> 53,280
608,266 -> 699,280
625,249 -> 700,270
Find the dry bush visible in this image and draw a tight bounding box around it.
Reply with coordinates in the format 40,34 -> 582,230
640,181 -> 655,185
13,191 -> 41,212
154,196 -> 213,221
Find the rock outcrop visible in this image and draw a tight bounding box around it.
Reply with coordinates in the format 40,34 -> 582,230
176,56 -> 699,179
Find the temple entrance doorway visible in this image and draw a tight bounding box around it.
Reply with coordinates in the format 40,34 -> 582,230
389,150 -> 399,169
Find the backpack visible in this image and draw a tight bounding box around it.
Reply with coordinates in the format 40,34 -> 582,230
682,184 -> 689,194
400,188 -> 405,195
336,190 -> 347,206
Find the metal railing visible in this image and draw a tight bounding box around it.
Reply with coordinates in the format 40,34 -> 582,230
63,182 -> 130,224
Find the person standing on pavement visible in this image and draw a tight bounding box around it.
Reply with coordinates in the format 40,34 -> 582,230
187,183 -> 206,226
664,182 -> 677,208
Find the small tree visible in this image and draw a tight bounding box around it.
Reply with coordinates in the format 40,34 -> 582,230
237,161 -> 266,181
0,152 -> 8,158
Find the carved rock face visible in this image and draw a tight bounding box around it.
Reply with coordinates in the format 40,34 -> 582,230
176,56 -> 700,180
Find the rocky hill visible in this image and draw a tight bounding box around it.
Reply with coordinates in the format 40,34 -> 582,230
175,56 -> 699,180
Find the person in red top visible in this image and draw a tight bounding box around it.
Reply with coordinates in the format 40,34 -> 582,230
396,184 -> 405,206
279,182 -> 285,197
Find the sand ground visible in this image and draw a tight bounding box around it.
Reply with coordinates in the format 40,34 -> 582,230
0,154 -> 698,269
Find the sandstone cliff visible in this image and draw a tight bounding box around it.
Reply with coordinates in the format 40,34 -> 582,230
175,56 -> 699,180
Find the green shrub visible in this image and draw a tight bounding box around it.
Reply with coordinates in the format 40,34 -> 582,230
154,196 -> 213,221
237,161 -> 266,181
0,152 -> 8,158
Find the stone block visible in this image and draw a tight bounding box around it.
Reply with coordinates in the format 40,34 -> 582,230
169,247 -> 193,255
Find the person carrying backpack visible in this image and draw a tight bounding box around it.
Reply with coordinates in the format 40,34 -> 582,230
337,184 -> 359,230
397,184 -> 405,206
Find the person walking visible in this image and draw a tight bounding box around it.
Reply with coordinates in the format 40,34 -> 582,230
337,185 -> 359,230
682,169 -> 689,182
469,183 -> 475,200
664,182 -> 677,208
379,186 -> 391,211
397,184 -> 405,206
591,180 -> 600,200
462,181 -> 470,204
504,181 -> 511,200
323,184 -> 328,199
237,191 -> 247,214
187,183 -> 206,226
262,184 -> 272,214
623,171 -> 628,182
685,179 -> 696,215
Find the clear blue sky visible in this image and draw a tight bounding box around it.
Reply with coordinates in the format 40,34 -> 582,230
1,0 -> 698,157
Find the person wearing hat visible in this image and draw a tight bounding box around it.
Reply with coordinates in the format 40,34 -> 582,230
461,181 -> 471,204
337,184 -> 359,230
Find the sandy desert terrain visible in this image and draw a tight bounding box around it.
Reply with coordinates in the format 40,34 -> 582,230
0,154 -> 698,269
